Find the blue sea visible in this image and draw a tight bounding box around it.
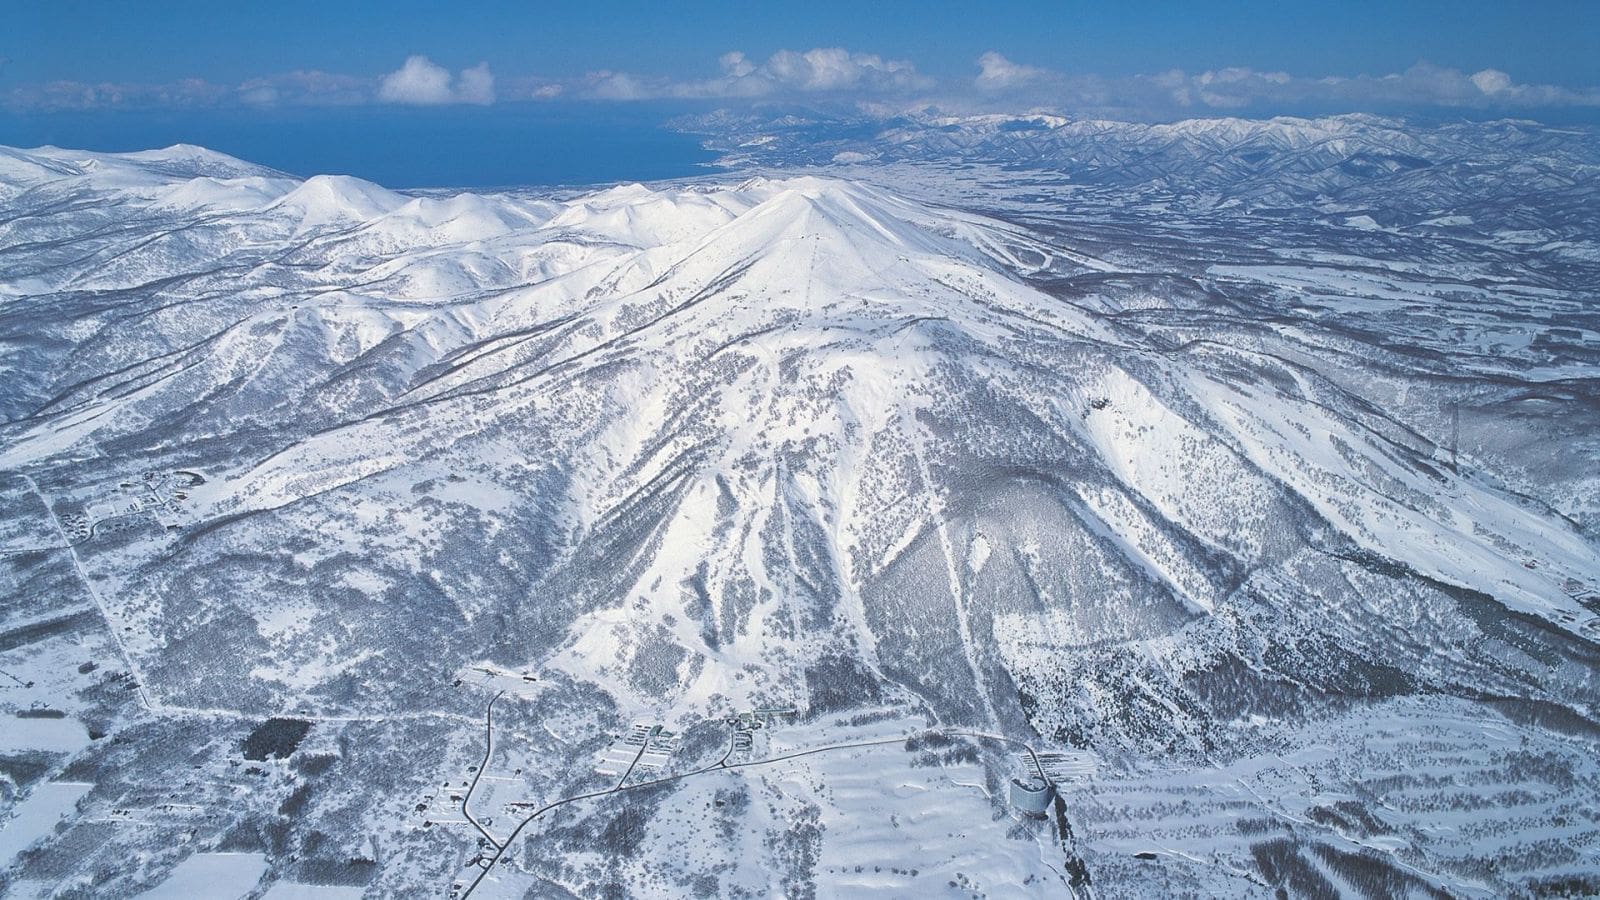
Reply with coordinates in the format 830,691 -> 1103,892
0,102 -> 722,189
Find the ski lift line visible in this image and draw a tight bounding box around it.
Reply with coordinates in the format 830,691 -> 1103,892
15,472 -> 162,714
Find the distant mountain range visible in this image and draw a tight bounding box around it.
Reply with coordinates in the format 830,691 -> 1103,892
679,110 -> 1600,243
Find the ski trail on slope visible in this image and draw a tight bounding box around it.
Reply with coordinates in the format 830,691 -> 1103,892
905,405 -> 1000,727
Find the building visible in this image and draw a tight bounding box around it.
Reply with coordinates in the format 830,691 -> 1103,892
1009,775 -> 1054,818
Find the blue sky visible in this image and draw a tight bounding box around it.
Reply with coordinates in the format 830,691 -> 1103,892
3,1 -> 1597,185
7,0 -> 1599,89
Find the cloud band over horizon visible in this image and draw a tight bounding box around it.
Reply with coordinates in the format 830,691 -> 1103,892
5,48 -> 1598,122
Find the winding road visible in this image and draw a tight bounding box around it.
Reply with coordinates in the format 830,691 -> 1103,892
459,691 -> 503,849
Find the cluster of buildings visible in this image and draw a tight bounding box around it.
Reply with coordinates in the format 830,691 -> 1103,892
595,723 -> 680,776
75,469 -> 204,538
723,705 -> 797,732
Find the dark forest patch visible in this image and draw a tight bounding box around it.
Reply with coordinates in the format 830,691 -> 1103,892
241,717 -> 312,761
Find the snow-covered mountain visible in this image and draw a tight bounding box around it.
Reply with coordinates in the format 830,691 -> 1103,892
1,132 -> 1597,898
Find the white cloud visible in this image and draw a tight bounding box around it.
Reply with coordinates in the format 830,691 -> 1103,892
4,77 -> 232,111
763,48 -> 924,92
378,55 -> 495,105
5,48 -> 1597,120
567,53 -> 1592,115
719,51 -> 756,78
584,70 -> 651,101
379,56 -> 453,104
240,84 -> 279,106
456,62 -> 496,105
237,70 -> 368,107
945,55 -> 1600,119
975,52 -> 1049,91
565,46 -> 929,101
1175,63 -> 1600,112
1471,68 -> 1513,95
